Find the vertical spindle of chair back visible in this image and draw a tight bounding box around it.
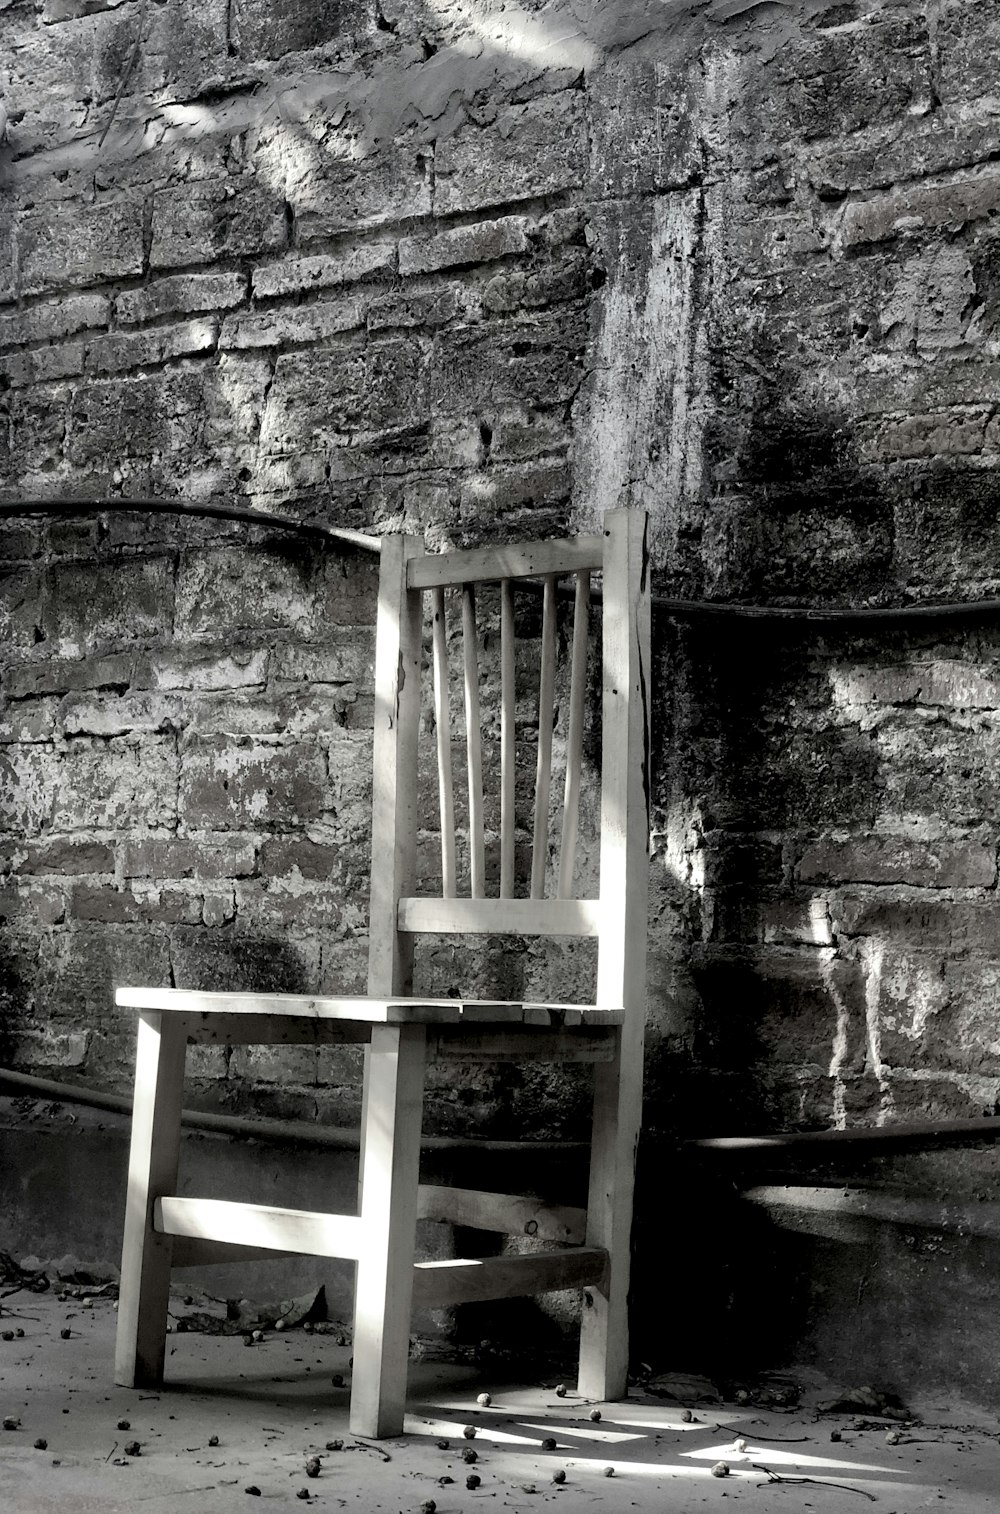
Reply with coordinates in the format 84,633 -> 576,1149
418,544 -> 601,909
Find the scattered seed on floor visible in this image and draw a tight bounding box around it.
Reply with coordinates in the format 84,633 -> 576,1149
305,1456 -> 321,1477
296,1490 -> 311,1501
208,1434 -> 219,1446
116,1419 -> 130,1431
33,1437 -> 47,1450
589,1409 -> 602,1422
552,1469 -> 566,1484
60,1328 -> 71,1340
124,1441 -> 141,1456
462,1447 -> 478,1463
603,1465 -> 615,1477
466,1473 -> 481,1489
435,1439 -> 449,1450
554,1384 -> 567,1398
244,1486 -> 261,1496
712,1461 -> 730,1478
477,1392 -> 491,1407
463,1424 -> 477,1439
541,1437 -> 557,1451
681,1409 -> 694,1423
3,1417 -> 20,1430
326,1439 -> 343,1451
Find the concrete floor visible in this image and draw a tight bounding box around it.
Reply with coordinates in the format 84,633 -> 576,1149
0,1293 -> 998,1514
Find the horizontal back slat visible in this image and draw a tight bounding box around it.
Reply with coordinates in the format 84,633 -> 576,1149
407,535 -> 603,590
398,896 -> 601,936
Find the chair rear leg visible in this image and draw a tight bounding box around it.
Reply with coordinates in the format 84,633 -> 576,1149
350,1024 -> 426,1438
115,1011 -> 187,1388
578,1035 -> 641,1401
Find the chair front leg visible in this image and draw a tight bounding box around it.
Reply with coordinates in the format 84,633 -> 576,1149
350,1023 -> 427,1438
578,1025 -> 641,1402
115,1011 -> 187,1389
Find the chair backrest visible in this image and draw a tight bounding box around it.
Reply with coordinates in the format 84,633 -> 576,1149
368,509 -> 650,1019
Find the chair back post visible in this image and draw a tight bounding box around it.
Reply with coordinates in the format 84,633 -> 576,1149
596,508 -> 651,1018
580,506 -> 651,1401
367,533 -> 424,999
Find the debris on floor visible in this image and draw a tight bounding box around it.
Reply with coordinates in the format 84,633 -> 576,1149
0,1290 -> 997,1513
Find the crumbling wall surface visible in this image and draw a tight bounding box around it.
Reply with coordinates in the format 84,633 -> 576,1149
2,1 -> 1000,1242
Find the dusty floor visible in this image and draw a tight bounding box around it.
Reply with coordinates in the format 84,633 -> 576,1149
0,1292 -> 998,1513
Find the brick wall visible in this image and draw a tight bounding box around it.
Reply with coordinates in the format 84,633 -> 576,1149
2,0 -> 1000,1146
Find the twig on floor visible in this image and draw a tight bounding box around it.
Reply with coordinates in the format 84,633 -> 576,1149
752,1463 -> 878,1501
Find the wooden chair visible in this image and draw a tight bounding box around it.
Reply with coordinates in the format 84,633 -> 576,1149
114,508 -> 651,1438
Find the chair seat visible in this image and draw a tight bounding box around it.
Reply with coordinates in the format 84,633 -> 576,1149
116,986 -> 625,1027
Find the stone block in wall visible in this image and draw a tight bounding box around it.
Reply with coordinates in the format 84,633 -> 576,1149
52,736 -> 179,831
175,546 -> 316,637
399,217 -> 529,276
17,197 -> 144,296
0,696 -> 59,744
168,927 -> 320,993
481,252 -> 590,317
179,737 -> 328,829
91,0 -> 230,105
258,836 -> 357,887
115,273 -> 247,325
66,374 -> 192,465
9,839 -> 115,875
251,244 -> 396,300
227,1043 -> 319,1085
288,140 -> 431,241
0,880 -> 67,926
258,340 -> 426,456
366,286 -> 462,333
0,565 -> 42,656
32,924 -> 172,1033
229,0 -> 371,59
220,299 -> 365,351
122,835 -> 257,880
434,91 -> 586,215
232,879 -> 356,933
0,745 -> 58,835
875,719 -> 1000,827
11,1027 -> 90,1070
841,172 -> 1000,250
150,181 -> 288,270
893,470 -> 1000,591
832,660 -> 1000,712
589,58 -> 700,198
85,318 -> 219,376
42,555 -> 174,657
835,894 -> 1000,954
431,309 -> 586,416
806,108 -> 1000,200
59,691 -> 187,738
937,0 -> 1000,105
70,882 -> 203,926
874,953 -> 1000,1075
135,645 -> 269,692
272,631 -> 374,690
0,294 -> 109,349
4,652 -> 134,700
731,10 -> 932,168
0,344 -> 85,388
798,835 -> 997,889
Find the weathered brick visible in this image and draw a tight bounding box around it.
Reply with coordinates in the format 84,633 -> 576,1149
66,373 -> 200,464
17,197 -> 145,295
435,92 -> 586,215
272,634 -> 373,688
220,300 -> 364,351
0,565 -> 42,656
230,0 -> 371,58
0,745 -> 58,834
798,836 -> 997,889
0,880 -> 67,926
366,287 -> 460,332
589,59 -> 700,197
937,0 -> 999,105
259,836 -> 359,886
841,173 -> 1000,249
481,253 -> 590,316
4,652 -> 134,699
832,661 -> 1000,711
13,839 -> 115,875
233,879 -> 355,932
836,893 -> 1000,953
168,928 -> 320,993
251,244 -> 396,299
71,881 -> 203,925
179,738 -> 328,828
175,546 -> 316,637
33,926 -> 172,1025
52,736 -> 179,830
86,318 -> 218,375
0,342 -> 84,387
11,1027 -> 90,1069
288,141 -> 431,240
42,0 -> 128,22
59,691 -> 187,738
150,182 -> 287,269
122,836 -> 257,880
42,556 -> 174,656
227,1042 -> 319,1084
259,340 -> 426,455
399,217 -> 529,276
115,272 -> 247,325
135,645 -> 269,692
0,294 -> 109,349
432,310 -> 586,413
